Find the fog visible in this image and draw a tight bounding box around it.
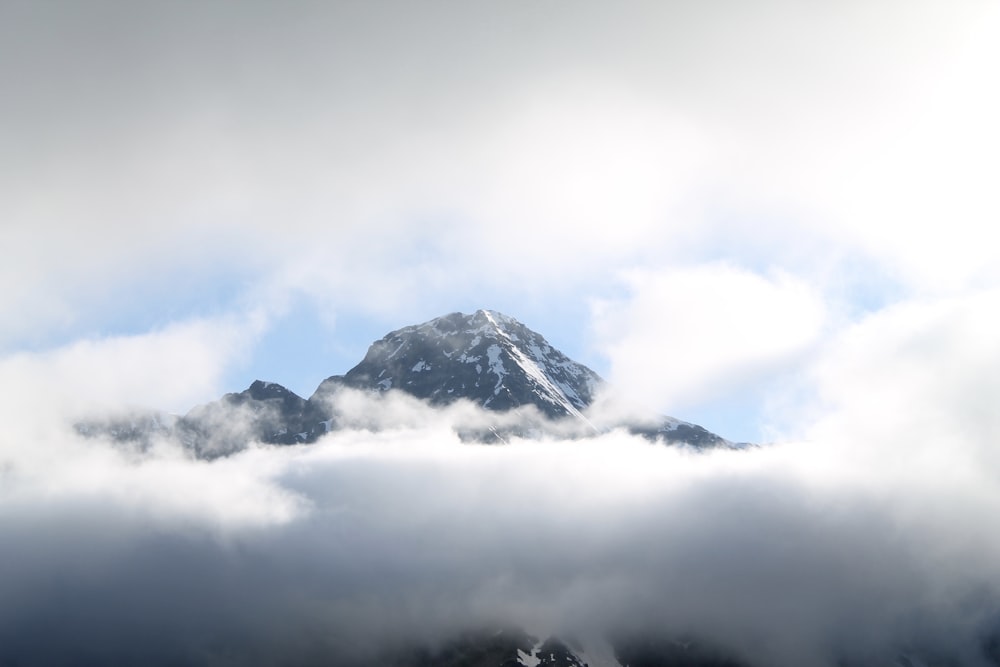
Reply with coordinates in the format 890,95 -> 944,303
2,385 -> 1000,666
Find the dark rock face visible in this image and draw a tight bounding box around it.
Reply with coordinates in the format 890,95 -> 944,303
392,630 -> 1000,667
611,636 -> 750,667
627,421 -> 727,448
314,310 -> 602,419
308,310 -> 732,447
379,627 -> 540,667
535,636 -> 590,667
368,629 -> 617,667
74,410 -> 176,451
176,380 -> 315,456
982,631 -> 1000,667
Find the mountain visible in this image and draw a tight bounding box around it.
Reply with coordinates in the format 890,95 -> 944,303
347,623 -> 1000,667
66,311 -> 1000,667
177,379 -> 314,455
353,626 -> 750,667
314,309 -> 601,420
78,309 -> 734,455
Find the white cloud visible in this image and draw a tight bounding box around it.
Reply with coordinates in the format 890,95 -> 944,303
806,288 -> 1000,461
2,409 -> 1000,665
446,84 -> 709,275
592,264 -> 826,414
0,313 -> 266,422
697,2 -> 1000,297
3,0 -> 998,350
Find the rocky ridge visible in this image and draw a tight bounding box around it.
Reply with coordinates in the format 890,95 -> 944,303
78,309 -> 733,456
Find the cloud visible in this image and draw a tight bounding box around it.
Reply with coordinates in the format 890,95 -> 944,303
0,312 -> 267,422
592,264 -> 826,414
692,1 -> 1000,297
5,1 -> 996,344
804,288 -> 1000,463
3,381 -> 1000,665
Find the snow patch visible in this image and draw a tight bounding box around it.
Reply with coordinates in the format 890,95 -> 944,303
485,343 -> 510,395
385,340 -> 406,360
659,418 -> 681,432
518,648 -> 541,667
493,327 -> 592,424
486,344 -> 507,377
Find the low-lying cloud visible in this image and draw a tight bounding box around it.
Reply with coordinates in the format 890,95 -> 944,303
2,389 -> 999,666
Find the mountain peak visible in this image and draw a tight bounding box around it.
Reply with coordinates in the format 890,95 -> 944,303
402,309 -> 519,340
317,310 -> 603,419
473,308 -> 517,329
245,379 -> 298,401
79,310 -> 733,455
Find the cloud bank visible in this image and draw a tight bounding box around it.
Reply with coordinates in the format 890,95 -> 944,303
2,364 -> 1000,666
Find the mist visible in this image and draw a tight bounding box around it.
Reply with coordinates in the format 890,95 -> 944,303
2,387 -> 1000,667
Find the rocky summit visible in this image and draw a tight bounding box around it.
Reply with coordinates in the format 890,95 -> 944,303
78,310 -> 733,456
314,309 -> 601,419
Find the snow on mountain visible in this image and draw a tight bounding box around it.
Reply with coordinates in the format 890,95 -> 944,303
313,309 -> 602,421
77,310 -> 735,453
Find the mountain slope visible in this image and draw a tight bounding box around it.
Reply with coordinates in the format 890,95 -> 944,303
78,310 -> 732,453
313,310 -> 601,420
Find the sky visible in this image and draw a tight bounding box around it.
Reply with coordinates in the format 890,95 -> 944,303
2,2 -> 1000,665
1,0 -> 997,442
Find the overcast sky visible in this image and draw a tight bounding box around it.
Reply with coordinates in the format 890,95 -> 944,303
3,3 -> 1000,665
3,1 -> 999,441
